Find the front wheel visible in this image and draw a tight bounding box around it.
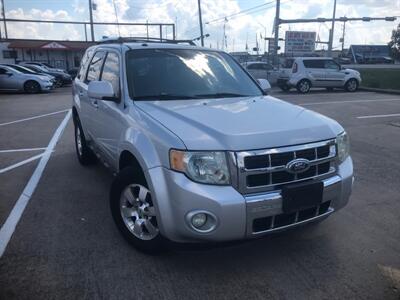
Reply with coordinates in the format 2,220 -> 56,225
24,80 -> 41,94
345,78 -> 358,92
279,84 -> 291,92
110,167 -> 165,253
296,79 -> 311,93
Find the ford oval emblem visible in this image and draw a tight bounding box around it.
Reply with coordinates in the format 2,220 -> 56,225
286,158 -> 310,174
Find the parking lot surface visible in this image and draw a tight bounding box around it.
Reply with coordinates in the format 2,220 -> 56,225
0,87 -> 399,299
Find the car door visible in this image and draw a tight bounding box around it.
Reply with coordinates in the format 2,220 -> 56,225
265,63 -> 278,84
324,60 -> 346,87
0,67 -> 19,90
91,51 -> 124,169
303,60 -> 325,87
79,50 -> 106,141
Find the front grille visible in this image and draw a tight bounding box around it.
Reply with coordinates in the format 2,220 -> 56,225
252,201 -> 332,233
235,140 -> 337,194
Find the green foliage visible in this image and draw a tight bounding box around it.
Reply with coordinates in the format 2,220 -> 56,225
357,68 -> 400,90
388,24 -> 400,60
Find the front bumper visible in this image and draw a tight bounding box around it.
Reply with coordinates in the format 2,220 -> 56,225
147,157 -> 353,243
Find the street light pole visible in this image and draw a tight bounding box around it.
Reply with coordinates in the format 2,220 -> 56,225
327,0 -> 337,56
88,0 -> 95,41
273,0 -> 280,61
197,0 -> 204,46
1,0 -> 7,39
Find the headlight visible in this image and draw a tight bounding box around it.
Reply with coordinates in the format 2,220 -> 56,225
337,131 -> 350,163
170,150 -> 230,185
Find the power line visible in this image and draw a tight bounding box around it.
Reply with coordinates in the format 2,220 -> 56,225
206,1 -> 275,24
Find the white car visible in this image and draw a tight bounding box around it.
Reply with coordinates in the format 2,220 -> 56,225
242,62 -> 279,85
288,57 -> 361,93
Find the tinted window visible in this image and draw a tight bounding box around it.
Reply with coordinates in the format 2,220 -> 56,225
303,60 -> 324,69
248,63 -> 264,70
324,60 -> 340,70
126,49 -> 262,100
0,68 -> 7,74
85,51 -> 105,83
101,52 -> 120,97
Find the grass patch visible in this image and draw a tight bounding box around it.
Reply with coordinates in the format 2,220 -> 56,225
356,68 -> 400,90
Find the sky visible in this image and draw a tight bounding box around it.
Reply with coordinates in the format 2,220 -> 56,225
1,0 -> 400,53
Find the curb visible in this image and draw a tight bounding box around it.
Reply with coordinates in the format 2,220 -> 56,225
360,87 -> 400,95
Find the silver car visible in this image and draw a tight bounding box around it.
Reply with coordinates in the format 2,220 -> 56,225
0,65 -> 54,93
288,57 -> 362,93
72,39 -> 353,253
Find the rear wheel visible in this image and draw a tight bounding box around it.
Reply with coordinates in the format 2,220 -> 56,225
345,78 -> 358,92
110,167 -> 165,253
74,119 -> 96,165
296,79 -> 311,93
24,80 -> 41,94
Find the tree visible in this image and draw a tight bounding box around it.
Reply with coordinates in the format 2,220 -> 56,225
388,23 -> 400,61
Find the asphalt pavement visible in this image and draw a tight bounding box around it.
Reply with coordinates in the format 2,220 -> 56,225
0,87 -> 399,300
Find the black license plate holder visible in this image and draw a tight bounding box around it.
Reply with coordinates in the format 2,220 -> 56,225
282,181 -> 323,213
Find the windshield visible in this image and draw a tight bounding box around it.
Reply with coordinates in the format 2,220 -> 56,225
126,49 -> 262,100
8,65 -> 36,74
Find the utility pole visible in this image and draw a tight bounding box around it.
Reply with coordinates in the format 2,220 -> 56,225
327,0 -> 337,56
273,0 -> 280,62
88,0 -> 95,41
1,0 -> 7,39
341,21 -> 346,52
197,0 -> 204,46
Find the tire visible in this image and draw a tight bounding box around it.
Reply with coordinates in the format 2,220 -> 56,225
74,118 -> 97,165
24,80 -> 41,94
345,78 -> 358,92
55,78 -> 63,88
110,166 -> 165,253
279,84 -> 291,92
296,79 -> 311,94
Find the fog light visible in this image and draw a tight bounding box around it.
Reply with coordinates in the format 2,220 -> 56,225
191,213 -> 207,228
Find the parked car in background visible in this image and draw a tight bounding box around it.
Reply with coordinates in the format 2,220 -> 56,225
242,61 -> 279,85
2,64 -> 57,86
20,64 -> 72,87
20,61 -> 66,73
72,39 -> 353,253
67,67 -> 79,79
288,57 -> 362,93
0,65 -> 54,93
277,58 -> 295,91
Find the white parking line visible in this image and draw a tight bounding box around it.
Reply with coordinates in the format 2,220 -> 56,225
0,147 -> 46,153
0,153 -> 45,174
357,113 -> 400,119
300,98 -> 400,106
0,110 -> 71,257
0,109 -> 69,127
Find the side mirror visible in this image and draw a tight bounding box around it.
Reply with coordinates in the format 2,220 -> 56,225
257,78 -> 271,93
88,81 -> 118,101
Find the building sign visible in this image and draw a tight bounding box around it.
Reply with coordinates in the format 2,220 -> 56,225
285,31 -> 316,55
41,42 -> 67,49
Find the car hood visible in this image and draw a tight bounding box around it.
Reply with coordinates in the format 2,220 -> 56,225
135,96 -> 343,151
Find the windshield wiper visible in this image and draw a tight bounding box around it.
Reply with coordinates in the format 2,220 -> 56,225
136,93 -> 199,100
194,92 -> 251,98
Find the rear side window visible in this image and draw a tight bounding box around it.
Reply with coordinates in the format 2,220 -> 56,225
0,67 -> 7,74
85,51 -> 105,83
77,48 -> 94,80
100,52 -> 120,98
303,60 -> 324,69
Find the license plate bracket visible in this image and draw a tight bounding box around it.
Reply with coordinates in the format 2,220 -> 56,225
282,181 -> 323,213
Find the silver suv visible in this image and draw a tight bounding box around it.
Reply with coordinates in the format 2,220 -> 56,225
72,38 -> 353,252
288,57 -> 361,93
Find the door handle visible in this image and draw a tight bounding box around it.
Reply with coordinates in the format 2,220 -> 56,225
91,99 -> 99,108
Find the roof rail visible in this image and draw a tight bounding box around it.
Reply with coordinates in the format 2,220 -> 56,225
97,37 -> 197,46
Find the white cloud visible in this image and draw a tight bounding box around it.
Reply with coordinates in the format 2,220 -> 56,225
2,0 -> 400,52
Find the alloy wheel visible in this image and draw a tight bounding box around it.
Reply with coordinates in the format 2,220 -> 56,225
119,184 -> 159,241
